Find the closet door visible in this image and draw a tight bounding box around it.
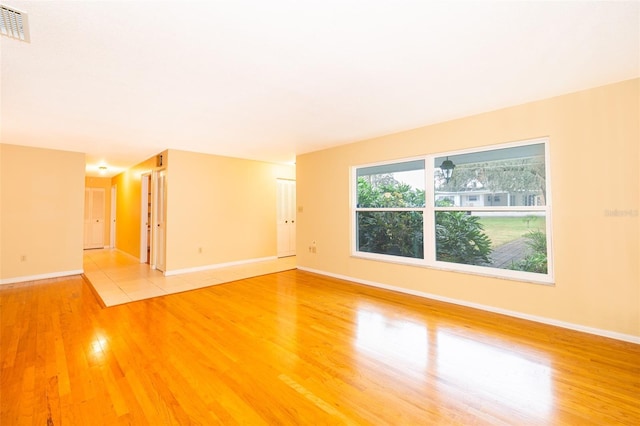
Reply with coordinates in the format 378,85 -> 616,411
84,187 -> 106,249
153,170 -> 167,272
277,179 -> 296,257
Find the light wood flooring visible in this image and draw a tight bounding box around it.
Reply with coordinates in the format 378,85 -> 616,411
1,269 -> 639,424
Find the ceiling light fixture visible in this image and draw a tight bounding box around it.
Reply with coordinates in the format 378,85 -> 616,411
98,166 -> 108,175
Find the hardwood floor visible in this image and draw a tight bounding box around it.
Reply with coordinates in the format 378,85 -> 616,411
1,270 -> 639,425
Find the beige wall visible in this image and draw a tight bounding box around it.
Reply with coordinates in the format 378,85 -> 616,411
165,149 -> 295,272
0,144 -> 85,282
111,149 -> 295,272
85,176 -> 114,247
296,79 -> 639,338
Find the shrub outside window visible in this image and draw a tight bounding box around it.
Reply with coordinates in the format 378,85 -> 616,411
352,139 -> 553,284
355,159 -> 425,260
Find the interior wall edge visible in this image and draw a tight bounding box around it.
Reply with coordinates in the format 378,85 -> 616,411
0,270 -> 84,286
163,255 -> 278,277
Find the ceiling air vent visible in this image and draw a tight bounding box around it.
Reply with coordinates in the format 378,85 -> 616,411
1,4 -> 29,42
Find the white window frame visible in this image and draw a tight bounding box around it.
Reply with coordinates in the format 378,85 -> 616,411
351,156 -> 427,267
351,137 -> 554,285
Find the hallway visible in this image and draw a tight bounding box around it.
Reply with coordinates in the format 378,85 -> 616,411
83,249 -> 296,307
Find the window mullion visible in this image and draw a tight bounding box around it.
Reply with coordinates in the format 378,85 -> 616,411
425,155 -> 435,264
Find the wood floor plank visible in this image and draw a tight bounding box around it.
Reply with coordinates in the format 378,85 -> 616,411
1,271 -> 639,425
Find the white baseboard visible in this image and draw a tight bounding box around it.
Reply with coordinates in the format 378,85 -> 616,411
0,269 -> 84,286
164,256 -> 278,277
298,266 -> 640,345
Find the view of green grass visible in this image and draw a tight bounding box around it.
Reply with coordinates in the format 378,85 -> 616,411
477,215 -> 546,248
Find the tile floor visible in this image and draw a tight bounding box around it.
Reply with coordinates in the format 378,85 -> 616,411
83,249 -> 297,307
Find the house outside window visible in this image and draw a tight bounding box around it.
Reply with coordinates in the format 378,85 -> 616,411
352,138 -> 553,284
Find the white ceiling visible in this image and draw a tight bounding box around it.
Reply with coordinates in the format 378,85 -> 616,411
1,1 -> 638,177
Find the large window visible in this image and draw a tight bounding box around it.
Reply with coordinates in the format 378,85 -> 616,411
352,139 -> 553,283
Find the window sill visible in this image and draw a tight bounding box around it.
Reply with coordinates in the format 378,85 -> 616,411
351,252 -> 555,286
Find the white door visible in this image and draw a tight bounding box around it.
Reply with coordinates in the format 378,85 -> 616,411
84,187 -> 105,249
110,185 -> 117,248
140,174 -> 151,263
277,179 -> 296,257
153,170 -> 167,272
